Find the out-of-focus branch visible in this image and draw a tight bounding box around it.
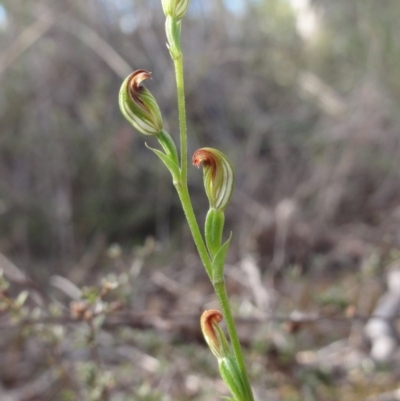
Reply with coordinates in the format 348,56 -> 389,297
298,71 -> 347,116
0,16 -> 53,77
58,17 -> 132,79
0,13 -> 132,80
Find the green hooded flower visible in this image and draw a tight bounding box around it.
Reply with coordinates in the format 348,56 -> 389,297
193,148 -> 235,211
200,310 -> 230,359
119,70 -> 163,136
200,310 -> 249,401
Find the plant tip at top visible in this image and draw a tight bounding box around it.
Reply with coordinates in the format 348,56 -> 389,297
162,0 -> 191,20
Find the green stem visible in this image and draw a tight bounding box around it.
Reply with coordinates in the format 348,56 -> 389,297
174,182 -> 212,280
173,53 -> 188,184
175,181 -> 254,400
170,30 -> 207,276
214,280 -> 254,401
169,17 -> 254,401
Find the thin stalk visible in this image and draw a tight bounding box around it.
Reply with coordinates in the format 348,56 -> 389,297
173,53 -> 188,184
172,34 -> 213,283
176,181 -> 254,400
214,281 -> 254,401
171,18 -> 254,401
174,182 -> 212,280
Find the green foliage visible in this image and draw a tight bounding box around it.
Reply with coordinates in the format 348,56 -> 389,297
314,286 -> 350,311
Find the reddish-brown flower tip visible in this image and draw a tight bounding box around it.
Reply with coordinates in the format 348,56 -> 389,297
127,70 -> 152,109
193,149 -> 217,176
201,309 -> 223,342
128,69 -> 152,91
200,309 -> 230,359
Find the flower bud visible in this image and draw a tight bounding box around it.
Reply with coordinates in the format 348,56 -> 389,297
201,310 -> 249,401
119,70 -> 163,136
200,310 -> 230,359
162,0 -> 190,20
193,148 -> 235,211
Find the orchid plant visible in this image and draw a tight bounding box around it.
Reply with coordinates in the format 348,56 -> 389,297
118,1 -> 254,400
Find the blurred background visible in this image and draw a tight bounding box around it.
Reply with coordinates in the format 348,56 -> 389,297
1,0 -> 400,400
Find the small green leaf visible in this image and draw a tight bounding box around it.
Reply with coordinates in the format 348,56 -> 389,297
165,16 -> 181,59
205,208 -> 225,258
219,356 -> 248,401
211,233 -> 232,284
145,143 -> 181,183
157,130 -> 179,167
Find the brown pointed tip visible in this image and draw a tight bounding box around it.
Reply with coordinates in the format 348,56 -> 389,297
200,309 -> 223,342
192,151 -> 200,168
129,69 -> 152,91
192,149 -> 209,168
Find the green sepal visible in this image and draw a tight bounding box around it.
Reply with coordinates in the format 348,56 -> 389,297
218,355 -> 248,401
205,208 -> 225,258
145,143 -> 181,183
211,232 -> 232,284
156,130 -> 179,167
